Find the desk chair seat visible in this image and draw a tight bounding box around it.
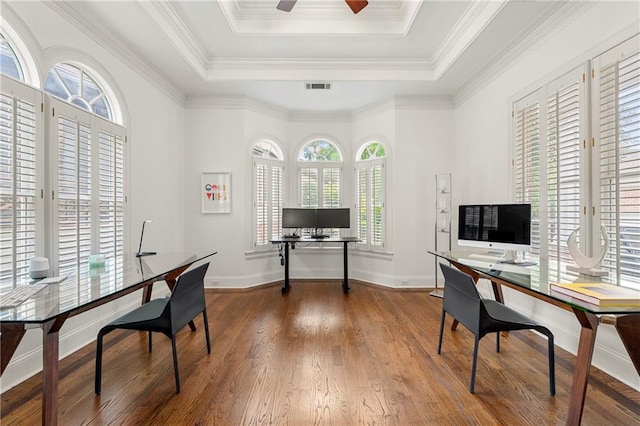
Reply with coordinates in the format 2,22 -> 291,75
437,263 -> 555,395
95,262 -> 211,395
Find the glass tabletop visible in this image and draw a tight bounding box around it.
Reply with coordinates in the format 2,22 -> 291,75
0,251 -> 216,324
429,250 -> 640,315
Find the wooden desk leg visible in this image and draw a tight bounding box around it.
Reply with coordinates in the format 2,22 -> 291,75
42,316 -> 67,426
566,308 -> 599,426
1,323 -> 26,375
615,314 -> 640,375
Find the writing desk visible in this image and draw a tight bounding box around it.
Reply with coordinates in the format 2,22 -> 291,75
0,251 -> 216,426
429,250 -> 640,426
271,237 -> 360,294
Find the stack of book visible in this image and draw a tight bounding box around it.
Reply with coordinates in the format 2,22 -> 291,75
550,282 -> 640,307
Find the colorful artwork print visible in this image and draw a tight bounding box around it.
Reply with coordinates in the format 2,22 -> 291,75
201,172 -> 231,213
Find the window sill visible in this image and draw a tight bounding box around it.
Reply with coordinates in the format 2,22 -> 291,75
353,249 -> 394,261
245,248 -> 278,260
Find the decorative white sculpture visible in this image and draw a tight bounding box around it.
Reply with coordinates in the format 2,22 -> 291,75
566,225 -> 608,276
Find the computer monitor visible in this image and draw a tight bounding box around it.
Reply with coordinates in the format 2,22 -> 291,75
282,208 -> 317,229
458,203 -> 531,253
316,208 -> 350,229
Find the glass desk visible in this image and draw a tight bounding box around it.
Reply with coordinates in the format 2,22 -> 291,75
429,250 -> 640,426
0,251 -> 216,426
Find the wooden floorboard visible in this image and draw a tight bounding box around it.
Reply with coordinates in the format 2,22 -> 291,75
1,280 -> 639,425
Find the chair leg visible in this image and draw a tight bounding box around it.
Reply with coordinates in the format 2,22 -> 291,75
148,331 -> 153,352
496,331 -> 500,353
95,332 -> 104,395
437,309 -> 446,355
203,309 -> 211,354
470,335 -> 480,393
171,335 -> 180,393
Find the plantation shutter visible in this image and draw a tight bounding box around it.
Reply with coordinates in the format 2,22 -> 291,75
0,78 -> 42,292
255,161 -> 268,245
98,125 -> 125,267
355,166 -> 367,244
594,35 -> 640,284
371,162 -> 384,247
300,167 -> 318,208
270,165 -> 283,240
57,113 -> 92,277
514,92 -> 541,256
546,68 -> 583,269
254,158 -> 283,247
322,167 -> 341,208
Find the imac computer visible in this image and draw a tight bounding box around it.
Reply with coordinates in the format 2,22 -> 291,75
457,203 -> 531,263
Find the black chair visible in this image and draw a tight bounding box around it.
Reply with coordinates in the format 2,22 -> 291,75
95,262 -> 211,395
437,263 -> 555,395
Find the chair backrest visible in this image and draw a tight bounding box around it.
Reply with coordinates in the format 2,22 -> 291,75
440,263 -> 482,334
167,262 -> 210,334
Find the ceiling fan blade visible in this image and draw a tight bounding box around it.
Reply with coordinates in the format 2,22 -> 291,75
345,0 -> 368,14
277,0 -> 297,12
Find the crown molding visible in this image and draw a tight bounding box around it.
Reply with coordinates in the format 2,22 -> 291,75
453,0 -> 594,107
288,110 -> 353,123
432,0 -> 508,80
394,95 -> 454,109
206,58 -> 434,81
136,0 -> 208,79
45,1 -> 185,105
185,95 -> 247,109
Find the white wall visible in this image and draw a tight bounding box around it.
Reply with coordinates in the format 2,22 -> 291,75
0,2 -> 187,391
452,1 -> 640,390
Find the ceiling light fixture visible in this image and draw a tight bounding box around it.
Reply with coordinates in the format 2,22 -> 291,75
277,0 -> 369,14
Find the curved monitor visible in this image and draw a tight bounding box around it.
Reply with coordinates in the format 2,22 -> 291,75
458,203 -> 531,252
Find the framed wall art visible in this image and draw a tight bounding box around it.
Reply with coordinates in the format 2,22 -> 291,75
201,172 -> 231,213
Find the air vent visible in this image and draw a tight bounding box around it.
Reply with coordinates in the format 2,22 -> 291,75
305,82 -> 332,90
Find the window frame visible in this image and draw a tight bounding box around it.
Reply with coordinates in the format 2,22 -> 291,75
511,34 -> 640,288
252,140 -> 284,251
354,141 -> 387,251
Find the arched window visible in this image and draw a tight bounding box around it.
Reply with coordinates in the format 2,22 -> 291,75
0,27 -> 41,292
44,62 -> 125,279
0,31 -> 24,81
253,140 -> 284,248
44,63 -> 113,120
355,141 -> 386,249
297,139 -> 343,208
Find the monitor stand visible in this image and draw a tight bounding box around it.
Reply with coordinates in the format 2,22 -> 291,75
468,250 -> 518,264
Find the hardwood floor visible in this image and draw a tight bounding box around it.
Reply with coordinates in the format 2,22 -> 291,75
1,280 -> 639,425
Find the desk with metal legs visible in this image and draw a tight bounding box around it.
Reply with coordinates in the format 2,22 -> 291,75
271,237 -> 360,294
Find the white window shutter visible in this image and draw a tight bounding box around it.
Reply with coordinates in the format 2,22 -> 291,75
255,161 -> 268,246
371,163 -> 384,247
0,79 -> 40,292
355,166 -> 368,244
514,92 -> 541,256
546,69 -> 583,268
594,36 -> 640,284
270,165 -> 283,240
